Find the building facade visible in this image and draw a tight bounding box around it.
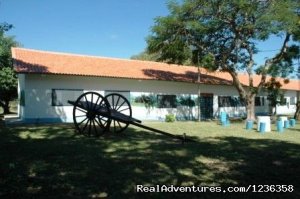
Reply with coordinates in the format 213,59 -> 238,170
13,48 -> 300,123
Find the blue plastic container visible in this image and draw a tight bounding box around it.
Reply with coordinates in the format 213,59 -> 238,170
290,119 -> 296,127
220,112 -> 227,122
220,112 -> 230,126
276,120 -> 284,133
221,119 -> 230,127
246,120 -> 253,130
259,122 -> 266,133
284,120 -> 290,128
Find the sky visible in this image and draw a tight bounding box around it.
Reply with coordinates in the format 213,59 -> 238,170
0,0 -> 295,69
0,0 -> 169,58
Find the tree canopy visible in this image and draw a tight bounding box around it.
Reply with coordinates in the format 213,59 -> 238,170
0,23 -> 19,114
146,0 -> 300,120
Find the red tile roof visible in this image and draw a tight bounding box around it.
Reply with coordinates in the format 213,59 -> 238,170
12,48 -> 300,91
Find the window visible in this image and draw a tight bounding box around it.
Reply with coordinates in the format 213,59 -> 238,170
219,96 -> 231,107
178,95 -> 195,107
218,96 -> 245,107
132,92 -> 156,108
290,97 -> 297,105
52,89 -> 83,106
255,97 -> 260,106
255,97 -> 265,106
104,90 -> 130,102
157,95 -> 177,108
279,97 -> 288,105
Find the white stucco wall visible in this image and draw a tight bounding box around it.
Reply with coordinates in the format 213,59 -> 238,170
19,74 -> 298,122
276,90 -> 298,115
17,74 -> 25,119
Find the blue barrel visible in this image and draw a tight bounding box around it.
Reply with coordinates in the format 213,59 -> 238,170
284,120 -> 290,128
246,120 -> 253,130
290,119 -> 296,127
221,119 -> 230,126
277,120 -> 284,133
259,122 -> 266,133
220,112 -> 227,122
226,119 -> 230,126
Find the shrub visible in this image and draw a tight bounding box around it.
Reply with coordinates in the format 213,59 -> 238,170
165,114 -> 176,122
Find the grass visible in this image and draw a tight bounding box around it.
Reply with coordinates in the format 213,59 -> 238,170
0,121 -> 299,198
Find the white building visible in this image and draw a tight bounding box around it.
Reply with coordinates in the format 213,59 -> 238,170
12,48 -> 300,123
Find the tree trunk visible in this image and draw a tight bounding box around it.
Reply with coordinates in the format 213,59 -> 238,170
294,101 -> 300,120
246,95 -> 256,121
1,100 -> 11,114
197,65 -> 201,121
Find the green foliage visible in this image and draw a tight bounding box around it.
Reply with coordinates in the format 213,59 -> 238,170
264,78 -> 285,108
0,23 -> 19,113
130,50 -> 160,61
265,45 -> 300,78
147,0 -> 299,71
165,113 -> 176,122
0,23 -> 13,33
178,95 -> 195,107
0,25 -> 18,69
0,67 -> 17,99
146,0 -> 300,120
134,94 -> 156,109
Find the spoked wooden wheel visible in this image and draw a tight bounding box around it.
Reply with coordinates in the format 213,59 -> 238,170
72,92 -> 110,136
105,93 -> 132,133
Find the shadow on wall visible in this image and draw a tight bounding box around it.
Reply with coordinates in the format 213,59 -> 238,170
165,106 -> 195,121
142,69 -> 233,85
25,89 -> 67,123
177,106 -> 195,120
13,59 -> 68,123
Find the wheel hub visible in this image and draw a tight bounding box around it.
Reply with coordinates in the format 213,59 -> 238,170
86,111 -> 96,120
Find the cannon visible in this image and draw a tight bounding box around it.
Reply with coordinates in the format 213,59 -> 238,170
68,92 -> 195,143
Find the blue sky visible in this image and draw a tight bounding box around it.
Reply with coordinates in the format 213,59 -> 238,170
0,0 -> 169,58
0,0 -> 291,66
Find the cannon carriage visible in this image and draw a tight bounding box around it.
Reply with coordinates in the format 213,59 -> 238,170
68,92 -> 194,143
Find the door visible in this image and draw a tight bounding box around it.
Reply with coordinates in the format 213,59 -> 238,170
200,93 -> 213,120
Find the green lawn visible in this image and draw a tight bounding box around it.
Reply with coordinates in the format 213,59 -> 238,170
0,121 -> 299,198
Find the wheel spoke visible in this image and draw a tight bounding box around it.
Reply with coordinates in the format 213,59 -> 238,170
84,94 -> 90,110
116,100 -> 126,111
75,115 -> 86,117
115,96 -> 121,110
97,116 -> 108,129
73,92 -> 109,136
94,117 -> 102,127
76,107 -> 87,113
99,116 -> 108,123
78,117 -> 88,126
92,119 -> 97,136
112,95 -> 115,109
88,120 -> 92,136
117,121 -> 122,129
93,95 -> 100,110
104,93 -> 132,133
81,119 -> 90,134
102,119 -> 108,127
113,120 -> 116,133
95,99 -> 106,111
118,107 -> 130,112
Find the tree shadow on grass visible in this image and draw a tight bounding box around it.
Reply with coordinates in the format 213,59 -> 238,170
0,124 -> 299,199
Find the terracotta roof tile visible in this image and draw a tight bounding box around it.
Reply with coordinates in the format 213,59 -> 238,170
12,48 -> 300,91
